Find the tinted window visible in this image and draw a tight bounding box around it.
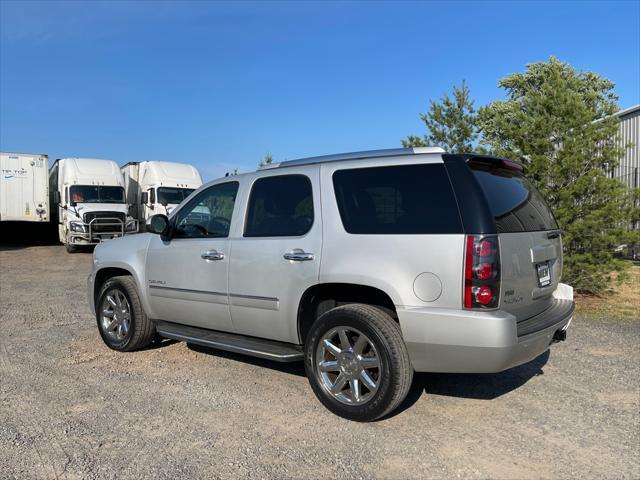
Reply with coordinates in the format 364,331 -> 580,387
70,185 -> 125,204
174,182 -> 238,238
332,164 -> 462,234
244,175 -> 313,237
470,163 -> 558,232
157,187 -> 195,205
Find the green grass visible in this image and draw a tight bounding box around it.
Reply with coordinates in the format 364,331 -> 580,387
575,265 -> 640,320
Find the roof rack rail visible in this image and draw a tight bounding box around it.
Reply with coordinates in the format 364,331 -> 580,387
259,146 -> 446,170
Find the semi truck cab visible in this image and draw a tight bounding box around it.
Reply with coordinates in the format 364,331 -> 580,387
49,158 -> 137,252
121,161 -> 203,231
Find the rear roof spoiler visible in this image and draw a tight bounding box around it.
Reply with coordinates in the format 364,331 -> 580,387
455,153 -> 525,173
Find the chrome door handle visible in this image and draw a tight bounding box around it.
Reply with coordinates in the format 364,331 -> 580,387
283,251 -> 314,262
201,250 -> 225,261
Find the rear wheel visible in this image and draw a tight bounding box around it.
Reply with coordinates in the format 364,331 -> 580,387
304,304 -> 413,422
96,276 -> 154,351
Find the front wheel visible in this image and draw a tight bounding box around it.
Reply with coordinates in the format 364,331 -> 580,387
96,275 -> 155,351
304,304 -> 413,422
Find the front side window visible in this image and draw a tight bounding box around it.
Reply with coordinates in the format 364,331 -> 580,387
244,175 -> 314,237
174,182 -> 238,238
157,187 -> 195,205
332,164 -> 463,234
69,185 -> 125,204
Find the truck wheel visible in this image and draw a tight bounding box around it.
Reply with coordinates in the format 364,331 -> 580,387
65,243 -> 77,253
304,304 -> 413,422
96,275 -> 155,352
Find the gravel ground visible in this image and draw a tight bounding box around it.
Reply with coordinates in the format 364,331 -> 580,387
0,244 -> 638,479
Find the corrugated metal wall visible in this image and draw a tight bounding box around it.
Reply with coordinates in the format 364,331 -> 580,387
614,106 -> 640,191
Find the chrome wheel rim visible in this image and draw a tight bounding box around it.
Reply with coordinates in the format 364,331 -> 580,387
315,326 -> 382,405
101,289 -> 131,342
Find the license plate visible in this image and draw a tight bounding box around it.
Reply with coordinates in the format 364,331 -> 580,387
537,261 -> 551,287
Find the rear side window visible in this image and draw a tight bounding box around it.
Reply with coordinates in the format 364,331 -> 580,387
470,162 -> 558,232
332,164 -> 463,234
244,175 -> 314,237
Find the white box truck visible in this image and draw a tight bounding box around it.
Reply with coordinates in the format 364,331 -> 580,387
121,161 -> 202,231
49,158 -> 138,252
1,152 -> 49,223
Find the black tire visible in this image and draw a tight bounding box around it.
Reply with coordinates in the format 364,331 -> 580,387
304,304 -> 413,422
96,275 -> 155,351
66,243 -> 77,253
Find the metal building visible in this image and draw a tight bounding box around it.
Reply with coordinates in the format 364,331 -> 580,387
612,104 -> 640,192
612,105 -> 640,257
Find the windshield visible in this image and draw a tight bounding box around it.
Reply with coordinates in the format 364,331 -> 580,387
157,187 -> 195,205
469,161 -> 558,232
70,185 -> 125,204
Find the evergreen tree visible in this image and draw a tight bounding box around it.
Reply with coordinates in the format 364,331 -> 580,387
259,152 -> 273,168
478,57 -> 638,293
402,80 -> 478,153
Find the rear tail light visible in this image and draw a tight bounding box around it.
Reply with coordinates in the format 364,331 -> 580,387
464,234 -> 500,309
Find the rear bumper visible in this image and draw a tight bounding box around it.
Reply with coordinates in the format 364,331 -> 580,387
398,299 -> 574,373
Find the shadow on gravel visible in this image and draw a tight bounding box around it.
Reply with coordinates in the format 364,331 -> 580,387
186,342 -> 550,420
0,222 -> 58,250
186,343 -> 307,377
387,350 -> 551,419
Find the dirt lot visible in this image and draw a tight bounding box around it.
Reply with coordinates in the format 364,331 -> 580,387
0,244 -> 638,479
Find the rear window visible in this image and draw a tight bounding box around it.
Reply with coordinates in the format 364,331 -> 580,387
470,162 -> 558,233
332,164 -> 463,234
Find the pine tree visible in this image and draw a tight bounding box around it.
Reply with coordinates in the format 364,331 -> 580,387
478,57 -> 639,294
259,152 -> 273,168
402,80 -> 478,153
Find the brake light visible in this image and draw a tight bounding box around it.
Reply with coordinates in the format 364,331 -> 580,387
474,262 -> 494,280
474,286 -> 493,305
464,234 -> 500,309
476,239 -> 494,257
498,159 -> 524,172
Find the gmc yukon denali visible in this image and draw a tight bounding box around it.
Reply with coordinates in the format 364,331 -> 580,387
87,147 -> 574,421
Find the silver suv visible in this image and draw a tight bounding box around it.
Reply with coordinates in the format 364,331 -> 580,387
88,147 -> 574,421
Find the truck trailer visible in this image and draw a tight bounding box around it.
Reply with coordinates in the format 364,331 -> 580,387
1,152 -> 49,223
121,161 -> 202,231
49,158 -> 137,252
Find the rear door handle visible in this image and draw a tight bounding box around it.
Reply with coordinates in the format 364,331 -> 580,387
201,250 -> 225,261
283,251 -> 314,262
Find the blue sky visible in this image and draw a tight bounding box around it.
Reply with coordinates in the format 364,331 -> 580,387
1,1 -> 639,181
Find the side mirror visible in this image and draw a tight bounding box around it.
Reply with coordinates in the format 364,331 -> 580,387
141,192 -> 148,205
146,214 -> 171,237
53,191 -> 61,204
70,200 -> 77,207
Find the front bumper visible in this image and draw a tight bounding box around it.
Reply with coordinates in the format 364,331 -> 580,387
398,299 -> 574,373
68,218 -> 137,245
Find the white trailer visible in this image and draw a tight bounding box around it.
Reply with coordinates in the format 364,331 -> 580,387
0,152 -> 49,222
121,161 -> 202,230
49,158 -> 137,252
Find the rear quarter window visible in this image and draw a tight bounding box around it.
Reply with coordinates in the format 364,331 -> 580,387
332,164 -> 463,234
469,162 -> 558,233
